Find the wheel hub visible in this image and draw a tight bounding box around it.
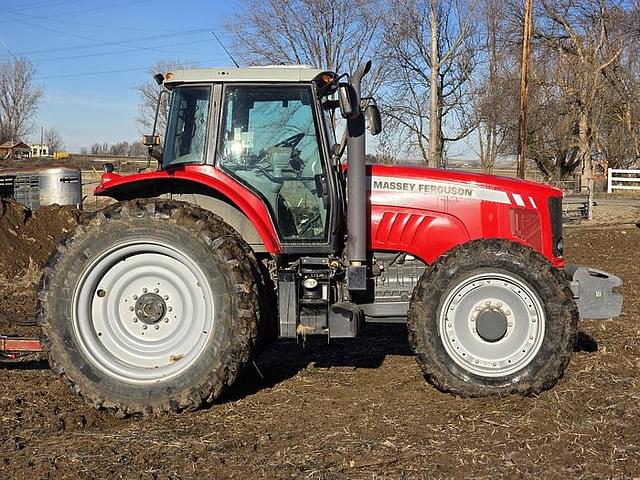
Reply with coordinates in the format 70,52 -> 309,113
439,272 -> 546,377
475,308 -> 508,342
134,292 -> 167,325
73,242 -> 215,384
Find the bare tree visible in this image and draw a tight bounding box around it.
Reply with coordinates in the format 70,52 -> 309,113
597,5 -> 640,168
0,58 -> 44,143
534,0 -> 626,184
226,0 -> 384,77
90,142 -> 109,155
135,60 -> 195,138
382,0 -> 478,167
43,127 -> 64,154
470,0 -> 640,180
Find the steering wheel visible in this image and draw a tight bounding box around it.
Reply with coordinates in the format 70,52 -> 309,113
275,132 -> 305,149
297,212 -> 322,237
254,132 -> 306,177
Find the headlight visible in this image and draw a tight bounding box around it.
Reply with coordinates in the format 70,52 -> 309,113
303,278 -> 318,290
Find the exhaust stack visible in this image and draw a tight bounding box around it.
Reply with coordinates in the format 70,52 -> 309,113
346,61 -> 371,291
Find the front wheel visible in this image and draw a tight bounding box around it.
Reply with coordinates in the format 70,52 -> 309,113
408,239 -> 578,397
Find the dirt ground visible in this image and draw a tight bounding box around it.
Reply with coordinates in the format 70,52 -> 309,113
0,200 -> 79,333
1,201 -> 639,479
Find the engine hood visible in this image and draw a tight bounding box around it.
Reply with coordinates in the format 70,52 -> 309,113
368,164 -> 562,199
366,164 -> 564,268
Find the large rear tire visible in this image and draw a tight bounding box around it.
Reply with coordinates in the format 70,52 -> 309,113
408,239 -> 578,397
38,200 -> 260,414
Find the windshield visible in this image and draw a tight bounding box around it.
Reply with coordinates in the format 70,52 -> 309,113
163,86 -> 211,168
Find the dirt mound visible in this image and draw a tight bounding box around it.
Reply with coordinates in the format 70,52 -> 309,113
0,199 -> 80,328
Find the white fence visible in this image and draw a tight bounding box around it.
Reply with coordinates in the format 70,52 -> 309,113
607,169 -> 640,193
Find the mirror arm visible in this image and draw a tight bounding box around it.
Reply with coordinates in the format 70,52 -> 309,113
334,129 -> 348,162
147,89 -> 169,169
360,96 -> 377,107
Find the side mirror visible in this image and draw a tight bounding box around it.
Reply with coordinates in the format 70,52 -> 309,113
338,83 -> 359,120
366,104 -> 382,136
142,134 -> 161,146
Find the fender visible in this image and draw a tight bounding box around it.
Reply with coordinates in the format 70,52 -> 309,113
95,165 -> 281,254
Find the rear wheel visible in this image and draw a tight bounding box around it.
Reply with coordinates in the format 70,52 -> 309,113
408,239 -> 578,397
38,200 -> 259,414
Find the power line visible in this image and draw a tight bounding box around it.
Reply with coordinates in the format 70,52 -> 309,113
0,38 -> 216,67
1,0 -> 146,17
0,28 -> 213,58
36,66 -> 162,80
2,10 -> 217,63
34,57 -> 229,80
0,0 -> 85,15
1,11 -> 178,32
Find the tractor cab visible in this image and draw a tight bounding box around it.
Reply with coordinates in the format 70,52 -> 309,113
136,66 -> 373,256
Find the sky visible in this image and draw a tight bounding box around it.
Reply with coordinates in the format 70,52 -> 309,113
0,0 -> 480,160
0,0 -> 239,152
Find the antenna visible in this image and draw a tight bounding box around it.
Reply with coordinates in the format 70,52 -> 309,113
211,31 -> 239,68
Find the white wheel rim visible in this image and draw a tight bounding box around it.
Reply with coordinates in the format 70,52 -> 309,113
73,240 -> 215,385
439,271 -> 545,378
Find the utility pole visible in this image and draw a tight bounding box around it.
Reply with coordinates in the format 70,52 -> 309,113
517,0 -> 533,179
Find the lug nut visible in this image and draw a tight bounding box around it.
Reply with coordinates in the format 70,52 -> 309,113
129,306 -> 134,311
142,325 -> 148,330
154,288 -> 159,293
142,288 -> 148,293
133,295 -> 138,300
164,295 -> 169,300
154,325 -> 160,330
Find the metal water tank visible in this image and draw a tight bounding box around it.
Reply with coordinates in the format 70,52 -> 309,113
38,167 -> 82,207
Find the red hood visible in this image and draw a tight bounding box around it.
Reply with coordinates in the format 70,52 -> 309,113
366,163 -> 564,267
367,164 -> 562,198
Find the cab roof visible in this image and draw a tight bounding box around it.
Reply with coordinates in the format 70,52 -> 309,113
164,65 -> 328,86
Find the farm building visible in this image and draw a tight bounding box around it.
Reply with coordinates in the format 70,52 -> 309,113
29,143 -> 49,157
0,141 -> 31,160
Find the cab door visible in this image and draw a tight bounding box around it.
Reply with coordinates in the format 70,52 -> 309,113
216,84 -> 331,247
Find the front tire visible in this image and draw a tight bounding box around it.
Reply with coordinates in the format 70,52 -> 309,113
38,200 -> 259,414
408,239 -> 578,397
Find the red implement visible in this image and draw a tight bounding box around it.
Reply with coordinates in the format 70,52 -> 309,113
0,336 -> 42,357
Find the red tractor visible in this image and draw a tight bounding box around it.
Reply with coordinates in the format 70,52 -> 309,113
37,62 -> 622,414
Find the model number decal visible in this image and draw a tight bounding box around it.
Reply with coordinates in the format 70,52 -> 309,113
371,176 -> 511,205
